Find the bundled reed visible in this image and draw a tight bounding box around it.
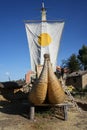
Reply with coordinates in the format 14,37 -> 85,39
48,56 -> 65,104
28,54 -> 49,105
28,54 -> 65,105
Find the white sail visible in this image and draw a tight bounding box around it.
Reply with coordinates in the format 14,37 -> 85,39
25,21 -> 64,72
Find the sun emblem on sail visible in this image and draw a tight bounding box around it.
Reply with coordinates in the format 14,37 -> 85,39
38,33 -> 52,47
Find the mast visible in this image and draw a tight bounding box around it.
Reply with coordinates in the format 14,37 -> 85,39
41,1 -> 47,21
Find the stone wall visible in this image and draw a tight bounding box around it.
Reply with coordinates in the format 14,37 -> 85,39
66,76 -> 82,90
82,73 -> 87,89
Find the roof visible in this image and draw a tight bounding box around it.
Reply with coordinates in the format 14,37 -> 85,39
67,70 -> 87,78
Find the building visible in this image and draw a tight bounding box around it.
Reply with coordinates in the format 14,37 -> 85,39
25,71 -> 36,83
66,70 -> 87,90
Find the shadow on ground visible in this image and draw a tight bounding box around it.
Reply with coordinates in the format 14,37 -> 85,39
77,102 -> 87,111
0,100 -> 65,120
0,100 -> 30,119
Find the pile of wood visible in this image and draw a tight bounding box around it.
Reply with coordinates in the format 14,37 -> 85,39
0,80 -> 27,101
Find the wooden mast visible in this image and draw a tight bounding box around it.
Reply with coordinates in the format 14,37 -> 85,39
41,1 -> 47,21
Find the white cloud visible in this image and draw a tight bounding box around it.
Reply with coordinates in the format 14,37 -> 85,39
5,72 -> 10,76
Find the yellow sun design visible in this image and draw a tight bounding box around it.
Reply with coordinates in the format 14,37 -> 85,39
38,33 -> 52,47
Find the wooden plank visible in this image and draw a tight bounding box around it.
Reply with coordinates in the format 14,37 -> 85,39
34,103 -> 70,107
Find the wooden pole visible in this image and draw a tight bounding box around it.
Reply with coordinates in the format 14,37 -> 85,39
29,105 -> 35,120
63,105 -> 68,121
24,20 -> 64,23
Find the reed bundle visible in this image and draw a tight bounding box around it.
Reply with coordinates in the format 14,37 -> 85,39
28,54 -> 65,105
48,60 -> 65,104
28,54 -> 48,105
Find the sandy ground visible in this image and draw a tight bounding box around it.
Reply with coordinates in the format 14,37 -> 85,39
0,99 -> 87,130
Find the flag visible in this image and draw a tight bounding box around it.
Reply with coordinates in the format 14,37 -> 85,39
25,21 -> 64,72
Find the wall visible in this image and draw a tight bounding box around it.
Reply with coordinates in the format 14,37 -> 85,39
66,76 -> 82,90
82,73 -> 87,89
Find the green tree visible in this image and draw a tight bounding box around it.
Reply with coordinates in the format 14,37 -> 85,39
78,45 -> 87,70
62,54 -> 81,73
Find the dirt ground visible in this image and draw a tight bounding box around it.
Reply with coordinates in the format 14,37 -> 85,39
0,99 -> 87,130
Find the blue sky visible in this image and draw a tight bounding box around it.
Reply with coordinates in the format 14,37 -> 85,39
0,0 -> 87,81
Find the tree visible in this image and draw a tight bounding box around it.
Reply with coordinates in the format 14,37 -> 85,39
78,45 -> 87,70
62,54 -> 81,73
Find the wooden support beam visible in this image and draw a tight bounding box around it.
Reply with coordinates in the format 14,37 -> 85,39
63,105 -> 68,121
29,105 -> 35,120
28,103 -> 70,121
